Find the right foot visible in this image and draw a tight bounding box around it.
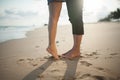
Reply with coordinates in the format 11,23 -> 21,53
62,48 -> 81,59
62,49 -> 72,57
46,46 -> 59,60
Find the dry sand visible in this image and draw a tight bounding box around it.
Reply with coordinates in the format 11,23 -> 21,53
0,22 -> 120,80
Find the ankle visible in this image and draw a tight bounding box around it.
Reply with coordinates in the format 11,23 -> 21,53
72,47 -> 80,52
48,43 -> 56,47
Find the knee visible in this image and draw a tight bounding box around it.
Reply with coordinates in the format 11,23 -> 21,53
69,17 -> 84,35
69,15 -> 83,26
49,16 -> 59,24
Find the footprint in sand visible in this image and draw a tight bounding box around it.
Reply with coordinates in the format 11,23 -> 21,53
110,53 -> 118,56
17,59 -> 25,64
93,75 -> 119,80
37,75 -> 44,79
80,61 -> 92,67
104,53 -> 119,59
51,69 -> 60,72
109,77 -> 120,80
95,67 -> 105,71
85,52 -> 98,57
17,58 -> 39,67
83,52 -> 100,59
35,45 -> 40,48
18,59 -> 24,61
94,57 -> 99,59
93,67 -> 120,80
116,77 -> 120,80
79,73 -> 91,79
27,58 -> 37,65
35,58 -> 46,61
31,63 -> 38,66
92,75 -> 106,80
27,58 -> 34,61
79,74 -> 115,80
95,67 -> 110,75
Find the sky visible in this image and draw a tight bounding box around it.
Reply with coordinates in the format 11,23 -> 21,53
0,0 -> 120,26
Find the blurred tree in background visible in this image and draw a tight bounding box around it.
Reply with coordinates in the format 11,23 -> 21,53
99,8 -> 120,22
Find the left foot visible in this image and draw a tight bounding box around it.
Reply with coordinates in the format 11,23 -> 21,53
46,45 -> 59,60
62,48 -> 80,59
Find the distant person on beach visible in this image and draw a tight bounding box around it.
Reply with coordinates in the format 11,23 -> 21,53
46,0 -> 84,60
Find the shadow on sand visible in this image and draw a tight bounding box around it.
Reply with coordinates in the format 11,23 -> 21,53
23,57 -> 80,80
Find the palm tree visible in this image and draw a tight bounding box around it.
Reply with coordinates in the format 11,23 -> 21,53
110,8 -> 120,19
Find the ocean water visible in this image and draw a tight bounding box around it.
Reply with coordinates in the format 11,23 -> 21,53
0,2 -> 70,43
0,25 -> 40,43
0,4 -> 69,43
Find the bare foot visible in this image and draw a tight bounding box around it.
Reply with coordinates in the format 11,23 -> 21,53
46,46 -> 59,60
62,48 -> 81,59
62,49 -> 72,56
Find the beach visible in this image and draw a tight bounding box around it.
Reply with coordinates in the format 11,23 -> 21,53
0,22 -> 120,80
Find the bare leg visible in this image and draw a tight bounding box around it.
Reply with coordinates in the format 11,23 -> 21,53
63,35 -> 82,59
46,2 -> 62,60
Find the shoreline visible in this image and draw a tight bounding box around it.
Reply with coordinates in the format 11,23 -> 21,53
0,22 -> 120,44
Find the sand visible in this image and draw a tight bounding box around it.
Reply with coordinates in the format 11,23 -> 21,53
0,22 -> 120,80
